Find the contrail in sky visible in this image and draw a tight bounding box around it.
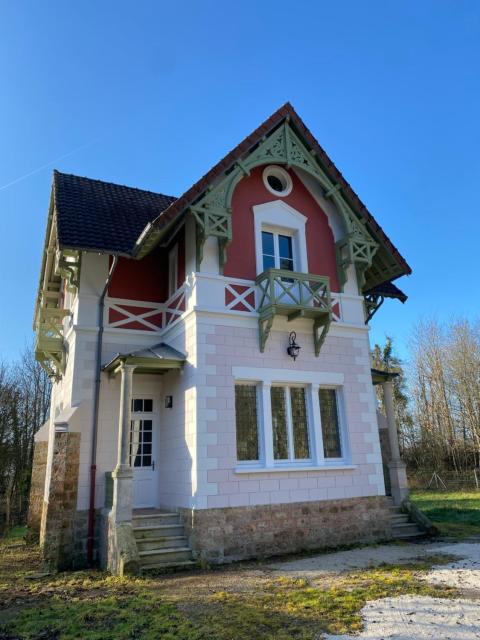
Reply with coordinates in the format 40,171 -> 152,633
0,140 -> 98,192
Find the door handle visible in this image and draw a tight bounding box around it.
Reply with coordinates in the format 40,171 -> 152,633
152,460 -> 155,471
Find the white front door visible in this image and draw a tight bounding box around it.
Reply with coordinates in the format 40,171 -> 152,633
130,397 -> 157,508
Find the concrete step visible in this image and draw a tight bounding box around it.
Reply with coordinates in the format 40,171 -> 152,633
136,536 -> 188,552
392,522 -> 425,537
141,559 -> 198,572
393,529 -> 427,539
391,514 -> 410,523
138,547 -> 193,565
132,512 -> 179,527
133,524 -> 184,539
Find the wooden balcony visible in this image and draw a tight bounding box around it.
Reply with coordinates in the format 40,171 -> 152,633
255,268 -> 332,355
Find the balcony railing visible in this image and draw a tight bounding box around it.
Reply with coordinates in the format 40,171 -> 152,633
255,268 -> 332,356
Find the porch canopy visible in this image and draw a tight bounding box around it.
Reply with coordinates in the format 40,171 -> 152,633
371,368 -> 399,386
103,342 -> 186,376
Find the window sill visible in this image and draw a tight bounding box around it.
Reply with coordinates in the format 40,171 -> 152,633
234,464 -> 356,474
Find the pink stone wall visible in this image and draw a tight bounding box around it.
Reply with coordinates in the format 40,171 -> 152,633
191,316 -> 384,510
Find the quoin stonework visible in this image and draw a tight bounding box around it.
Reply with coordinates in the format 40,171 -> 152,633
29,103 -> 412,574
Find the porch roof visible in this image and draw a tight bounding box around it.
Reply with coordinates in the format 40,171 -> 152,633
371,368 -> 399,385
103,342 -> 186,375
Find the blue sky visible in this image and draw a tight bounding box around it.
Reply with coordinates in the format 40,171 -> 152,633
1,1 -> 479,364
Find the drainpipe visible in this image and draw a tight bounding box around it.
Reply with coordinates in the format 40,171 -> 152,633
87,255 -> 118,565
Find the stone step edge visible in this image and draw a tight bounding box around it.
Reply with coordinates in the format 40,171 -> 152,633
393,532 -> 427,539
132,512 -> 179,520
140,560 -> 198,571
134,535 -> 187,542
133,524 -> 183,532
392,522 -> 421,529
138,546 -> 192,557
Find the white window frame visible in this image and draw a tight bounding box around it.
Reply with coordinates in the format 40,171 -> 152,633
271,383 -> 313,463
233,367 -> 352,473
168,244 -> 178,298
261,228 -> 296,273
253,201 -> 308,276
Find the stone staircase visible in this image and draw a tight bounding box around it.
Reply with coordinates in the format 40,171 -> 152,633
387,498 -> 427,540
132,510 -> 196,572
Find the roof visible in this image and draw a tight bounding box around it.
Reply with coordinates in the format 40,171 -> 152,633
365,280 -> 408,303
371,368 -> 400,385
103,342 -> 186,374
53,171 -> 176,254
142,102 -> 411,278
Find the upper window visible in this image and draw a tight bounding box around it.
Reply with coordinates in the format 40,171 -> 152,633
263,165 -> 293,197
261,230 -> 294,273
271,386 -> 311,461
168,245 -> 178,298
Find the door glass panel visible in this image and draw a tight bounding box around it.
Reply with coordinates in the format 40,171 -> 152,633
143,399 -> 153,412
271,387 -> 289,459
132,399 -> 143,412
129,419 -> 153,467
290,387 -> 310,459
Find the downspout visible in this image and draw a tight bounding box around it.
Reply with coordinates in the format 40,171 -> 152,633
87,255 -> 118,565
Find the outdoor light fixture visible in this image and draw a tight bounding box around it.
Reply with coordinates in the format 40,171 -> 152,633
165,395 -> 173,409
287,331 -> 301,361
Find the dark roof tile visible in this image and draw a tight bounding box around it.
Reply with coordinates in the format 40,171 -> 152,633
53,171 -> 176,254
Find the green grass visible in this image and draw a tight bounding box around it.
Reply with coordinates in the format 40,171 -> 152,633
4,524 -> 27,539
0,538 -> 457,640
412,490 -> 480,538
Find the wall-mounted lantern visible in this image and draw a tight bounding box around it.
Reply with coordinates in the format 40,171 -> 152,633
287,331 -> 301,361
165,395 -> 173,409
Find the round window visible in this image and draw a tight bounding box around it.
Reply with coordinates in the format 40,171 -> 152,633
262,165 -> 293,197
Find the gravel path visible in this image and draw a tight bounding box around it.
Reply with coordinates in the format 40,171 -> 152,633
270,542 -> 480,639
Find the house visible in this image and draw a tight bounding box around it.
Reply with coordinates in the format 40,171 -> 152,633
28,103 -> 411,574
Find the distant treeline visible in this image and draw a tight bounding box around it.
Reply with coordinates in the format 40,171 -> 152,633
0,346 -> 50,532
374,318 -> 480,478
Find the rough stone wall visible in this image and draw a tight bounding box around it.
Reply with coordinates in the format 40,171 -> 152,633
181,496 -> 392,563
40,431 -> 81,571
27,441 -> 48,541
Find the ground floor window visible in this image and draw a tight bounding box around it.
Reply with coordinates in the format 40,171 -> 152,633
319,388 -> 342,459
234,380 -> 347,469
235,384 -> 260,461
271,386 -> 310,460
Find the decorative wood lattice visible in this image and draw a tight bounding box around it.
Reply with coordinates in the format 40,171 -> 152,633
106,286 -> 186,332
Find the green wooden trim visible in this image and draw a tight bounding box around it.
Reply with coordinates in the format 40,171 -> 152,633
364,292 -> 385,323
256,268 -> 332,356
55,249 -> 81,292
190,121 -> 379,280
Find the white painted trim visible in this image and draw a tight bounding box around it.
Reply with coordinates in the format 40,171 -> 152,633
263,165 -> 293,197
233,367 -> 344,386
234,465 -> 357,474
253,201 -> 308,275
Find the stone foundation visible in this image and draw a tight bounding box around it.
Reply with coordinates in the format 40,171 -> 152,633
27,441 -> 48,541
180,496 -> 392,563
40,431 -> 81,571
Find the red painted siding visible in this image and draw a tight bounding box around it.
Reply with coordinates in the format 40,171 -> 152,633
108,226 -> 185,302
224,166 -> 340,291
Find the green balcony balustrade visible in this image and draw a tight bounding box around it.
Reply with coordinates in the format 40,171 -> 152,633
35,308 -> 71,379
255,268 -> 332,356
